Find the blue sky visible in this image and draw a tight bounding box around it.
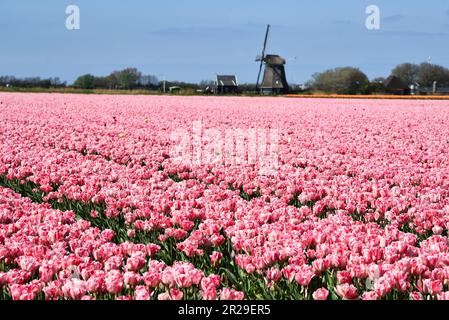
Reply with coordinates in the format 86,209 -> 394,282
0,0 -> 448,84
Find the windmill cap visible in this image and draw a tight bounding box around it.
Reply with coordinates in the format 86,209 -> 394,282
264,55 -> 286,65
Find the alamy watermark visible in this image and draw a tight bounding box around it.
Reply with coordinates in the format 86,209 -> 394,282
65,4 -> 381,32
366,5 -> 381,30
170,121 -> 279,176
365,265 -> 381,290
66,5 -> 80,30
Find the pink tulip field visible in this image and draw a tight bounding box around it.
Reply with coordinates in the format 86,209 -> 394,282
1,92 -> 449,300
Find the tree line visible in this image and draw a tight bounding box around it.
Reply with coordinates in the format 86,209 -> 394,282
73,68 -> 159,90
0,68 -> 200,91
308,62 -> 449,94
1,62 -> 449,94
0,76 -> 66,88
74,68 -> 201,91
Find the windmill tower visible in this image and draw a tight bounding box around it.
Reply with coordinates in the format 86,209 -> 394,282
255,25 -> 289,94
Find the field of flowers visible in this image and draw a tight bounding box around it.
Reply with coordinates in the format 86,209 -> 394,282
1,92 -> 449,300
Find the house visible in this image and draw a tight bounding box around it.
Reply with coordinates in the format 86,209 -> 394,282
169,86 -> 181,94
383,75 -> 410,95
216,75 -> 239,94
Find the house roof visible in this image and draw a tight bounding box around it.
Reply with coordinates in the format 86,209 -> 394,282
383,75 -> 408,90
217,75 -> 238,87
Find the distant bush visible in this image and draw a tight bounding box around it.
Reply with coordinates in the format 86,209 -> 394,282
310,67 -> 370,94
74,74 -> 96,89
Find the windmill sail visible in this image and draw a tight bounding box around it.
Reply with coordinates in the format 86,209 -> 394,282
256,24 -> 270,91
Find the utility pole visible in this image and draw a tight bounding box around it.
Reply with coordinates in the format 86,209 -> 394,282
159,74 -> 166,93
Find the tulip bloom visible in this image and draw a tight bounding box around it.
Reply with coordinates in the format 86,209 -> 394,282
312,288 -> 329,301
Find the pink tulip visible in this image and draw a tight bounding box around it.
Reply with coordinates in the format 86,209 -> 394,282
105,270 -> 124,295
127,229 -> 136,239
337,271 -> 352,285
201,288 -> 218,300
124,272 -> 140,287
90,210 -> 99,219
146,244 -> 161,257
362,292 -> 379,300
266,267 -> 282,282
157,292 -> 171,300
220,288 -> 245,300
61,279 -> 87,300
312,288 -> 329,300
335,284 -> 359,300
134,285 -> 152,300
437,292 -> 449,300
409,292 -> 424,300
101,229 -> 116,242
210,251 -> 223,266
170,288 -> 184,300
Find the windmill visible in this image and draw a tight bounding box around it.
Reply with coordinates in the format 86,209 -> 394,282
255,24 -> 289,94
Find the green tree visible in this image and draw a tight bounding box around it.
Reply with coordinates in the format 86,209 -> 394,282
417,63 -> 449,87
105,74 -> 118,89
311,67 -> 369,94
391,63 -> 419,84
110,68 -> 142,89
92,76 -> 109,89
74,74 -> 96,89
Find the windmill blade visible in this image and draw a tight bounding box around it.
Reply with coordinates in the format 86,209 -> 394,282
256,24 -> 270,92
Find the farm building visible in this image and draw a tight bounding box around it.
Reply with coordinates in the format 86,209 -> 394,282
383,75 -> 410,95
216,75 -> 239,94
416,86 -> 449,95
260,55 -> 289,94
